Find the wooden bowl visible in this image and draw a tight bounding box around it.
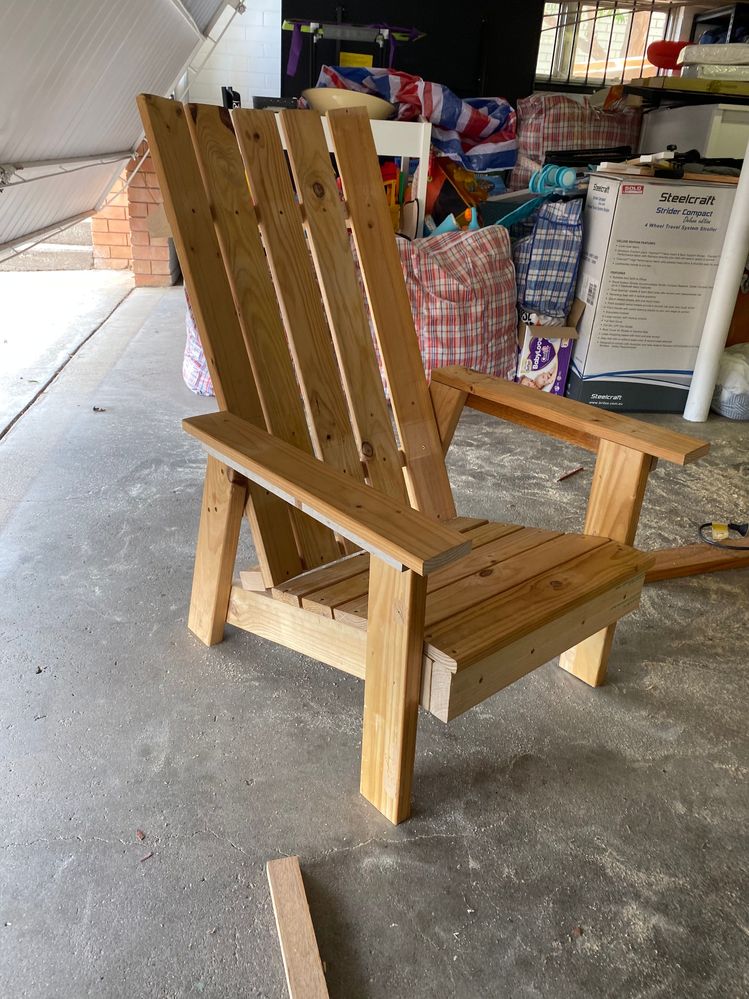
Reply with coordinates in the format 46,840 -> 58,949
302,88 -> 395,119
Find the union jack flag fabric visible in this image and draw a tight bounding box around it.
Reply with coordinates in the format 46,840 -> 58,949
315,65 -> 518,172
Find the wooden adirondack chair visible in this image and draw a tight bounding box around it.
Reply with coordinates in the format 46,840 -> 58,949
137,94 -> 709,824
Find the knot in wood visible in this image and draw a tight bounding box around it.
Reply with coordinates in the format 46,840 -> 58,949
312,181 -> 325,198
360,441 -> 375,459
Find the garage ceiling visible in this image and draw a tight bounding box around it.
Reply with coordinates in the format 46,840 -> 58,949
0,0 -> 233,256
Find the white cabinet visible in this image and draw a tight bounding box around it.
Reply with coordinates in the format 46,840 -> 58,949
639,103 -> 749,158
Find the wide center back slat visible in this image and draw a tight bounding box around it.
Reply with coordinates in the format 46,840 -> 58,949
326,107 -> 456,523
279,109 -> 408,503
230,108 -> 365,488
186,102 -> 340,570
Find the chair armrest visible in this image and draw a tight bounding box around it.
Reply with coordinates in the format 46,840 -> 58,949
183,412 -> 470,575
431,366 -> 709,466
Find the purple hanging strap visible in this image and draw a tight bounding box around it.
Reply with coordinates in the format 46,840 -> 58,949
287,22 -> 303,76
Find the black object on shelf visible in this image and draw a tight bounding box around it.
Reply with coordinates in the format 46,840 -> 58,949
251,96 -> 298,109
221,86 -> 241,109
543,146 -> 633,168
690,2 -> 749,44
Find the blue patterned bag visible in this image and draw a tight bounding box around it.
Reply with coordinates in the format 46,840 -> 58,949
513,199 -> 583,319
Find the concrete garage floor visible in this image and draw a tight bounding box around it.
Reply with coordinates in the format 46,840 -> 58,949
1,287 -> 747,999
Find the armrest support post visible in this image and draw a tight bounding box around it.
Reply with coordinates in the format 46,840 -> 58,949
560,440 -> 654,687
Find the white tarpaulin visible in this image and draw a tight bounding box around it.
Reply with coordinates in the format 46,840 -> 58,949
0,0 -> 230,254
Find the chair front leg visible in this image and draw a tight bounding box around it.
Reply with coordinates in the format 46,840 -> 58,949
360,558 -> 427,824
188,456 -> 247,646
560,440 -> 654,686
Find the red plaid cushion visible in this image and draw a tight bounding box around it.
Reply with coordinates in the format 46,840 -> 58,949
396,226 -> 517,383
510,94 -> 642,191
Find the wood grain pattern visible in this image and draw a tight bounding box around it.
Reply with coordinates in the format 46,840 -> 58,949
183,411 -> 470,575
231,108 -> 364,486
188,457 -> 247,645
137,93 -> 302,586
280,109 -> 408,501
186,102 -> 340,570
361,561 -> 427,824
327,107 -> 457,521
559,441 -> 653,686
465,393 -> 600,453
425,539 -> 652,670
333,525 -> 560,629
228,586 -> 367,678
428,575 -> 644,721
429,379 -> 467,455
431,366 -> 710,465
645,542 -> 749,582
273,517 -> 490,612
272,551 -> 369,608
266,857 -> 329,999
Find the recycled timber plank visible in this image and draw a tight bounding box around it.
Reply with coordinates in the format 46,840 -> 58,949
431,367 -> 710,465
137,93 -> 302,586
187,102 -> 340,569
327,107 -> 456,521
280,109 -> 407,501
645,542 -> 749,582
184,411 -> 470,575
267,857 -> 329,999
360,561 -> 427,823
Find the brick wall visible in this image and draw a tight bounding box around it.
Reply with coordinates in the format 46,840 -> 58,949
125,143 -> 175,288
91,142 -> 176,288
188,0 -> 281,105
92,182 -> 131,272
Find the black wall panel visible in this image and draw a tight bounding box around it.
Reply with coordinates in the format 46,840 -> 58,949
280,1 -> 544,105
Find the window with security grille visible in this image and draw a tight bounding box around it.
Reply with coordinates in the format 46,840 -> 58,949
536,1 -> 686,87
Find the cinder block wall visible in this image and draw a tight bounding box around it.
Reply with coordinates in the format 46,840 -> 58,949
188,0 -> 281,106
91,1 -> 281,284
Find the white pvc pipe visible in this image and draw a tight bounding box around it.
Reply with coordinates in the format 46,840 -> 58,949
684,136 -> 749,422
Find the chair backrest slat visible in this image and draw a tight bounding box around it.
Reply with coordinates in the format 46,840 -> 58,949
230,108 -> 365,488
327,107 -> 456,522
279,109 -> 408,503
186,103 -> 341,569
137,94 -> 303,585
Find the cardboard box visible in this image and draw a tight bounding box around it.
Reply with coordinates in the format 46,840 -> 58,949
567,175 -> 736,411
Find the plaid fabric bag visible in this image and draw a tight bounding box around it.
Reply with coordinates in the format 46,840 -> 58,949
396,226 -> 517,383
183,294 -> 214,397
510,94 -> 641,191
514,199 -> 583,319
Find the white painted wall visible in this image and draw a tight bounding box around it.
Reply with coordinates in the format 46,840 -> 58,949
188,0 -> 281,105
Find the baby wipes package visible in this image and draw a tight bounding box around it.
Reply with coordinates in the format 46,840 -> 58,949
515,300 -> 583,395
